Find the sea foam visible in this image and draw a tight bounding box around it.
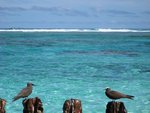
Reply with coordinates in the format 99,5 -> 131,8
0,28 -> 150,32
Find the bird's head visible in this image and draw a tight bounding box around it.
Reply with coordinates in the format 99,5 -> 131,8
105,87 -> 111,91
27,82 -> 35,87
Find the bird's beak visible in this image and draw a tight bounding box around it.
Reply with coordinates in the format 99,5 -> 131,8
32,84 -> 36,86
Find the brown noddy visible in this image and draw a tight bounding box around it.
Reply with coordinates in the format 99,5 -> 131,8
105,88 -> 134,100
12,82 -> 35,102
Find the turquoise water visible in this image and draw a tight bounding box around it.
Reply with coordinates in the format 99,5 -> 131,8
0,32 -> 150,113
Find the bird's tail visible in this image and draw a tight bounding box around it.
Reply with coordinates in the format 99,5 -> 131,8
12,96 -> 20,102
126,95 -> 134,100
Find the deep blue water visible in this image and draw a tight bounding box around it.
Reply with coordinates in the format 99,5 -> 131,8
0,32 -> 150,113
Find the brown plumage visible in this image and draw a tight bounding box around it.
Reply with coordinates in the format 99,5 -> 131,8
13,82 -> 35,102
105,88 -> 134,100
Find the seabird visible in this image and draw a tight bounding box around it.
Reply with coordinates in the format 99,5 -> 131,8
105,88 -> 134,100
12,82 -> 35,102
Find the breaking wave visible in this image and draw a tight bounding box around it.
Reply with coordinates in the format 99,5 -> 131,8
0,28 -> 150,32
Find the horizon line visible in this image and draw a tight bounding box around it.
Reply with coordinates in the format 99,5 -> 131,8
0,28 -> 150,33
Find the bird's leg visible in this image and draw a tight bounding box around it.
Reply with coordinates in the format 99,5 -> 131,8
111,99 -> 116,102
25,97 -> 28,100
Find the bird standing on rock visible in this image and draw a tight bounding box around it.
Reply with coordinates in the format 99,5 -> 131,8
105,88 -> 134,100
12,82 -> 35,102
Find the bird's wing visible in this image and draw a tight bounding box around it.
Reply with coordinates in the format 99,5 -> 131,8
13,87 -> 29,101
18,87 -> 29,96
110,90 -> 127,98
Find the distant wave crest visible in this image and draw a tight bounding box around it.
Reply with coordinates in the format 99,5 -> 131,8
0,28 -> 150,32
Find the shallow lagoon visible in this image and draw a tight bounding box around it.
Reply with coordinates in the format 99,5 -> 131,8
0,31 -> 150,113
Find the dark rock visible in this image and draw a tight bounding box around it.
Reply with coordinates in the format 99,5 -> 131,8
22,97 -> 43,113
106,101 -> 127,113
0,98 -> 6,113
63,98 -> 82,113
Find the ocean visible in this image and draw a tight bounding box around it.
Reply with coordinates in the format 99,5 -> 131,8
0,29 -> 150,113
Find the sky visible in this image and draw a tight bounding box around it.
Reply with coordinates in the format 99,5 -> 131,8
0,0 -> 150,28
